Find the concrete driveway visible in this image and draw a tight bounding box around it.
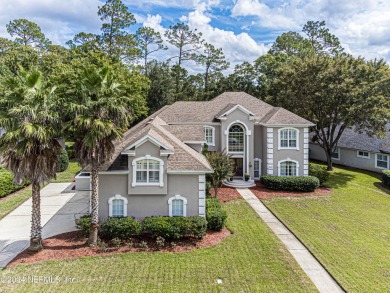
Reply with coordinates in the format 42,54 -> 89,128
0,183 -> 89,269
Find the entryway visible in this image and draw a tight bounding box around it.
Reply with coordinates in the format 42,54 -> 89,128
232,158 -> 243,177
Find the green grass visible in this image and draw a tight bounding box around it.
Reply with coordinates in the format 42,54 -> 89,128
263,164 -> 390,292
0,199 -> 317,292
50,159 -> 82,183
0,188 -> 32,220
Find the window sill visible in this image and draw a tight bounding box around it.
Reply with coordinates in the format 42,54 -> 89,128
131,183 -> 163,187
278,147 -> 299,151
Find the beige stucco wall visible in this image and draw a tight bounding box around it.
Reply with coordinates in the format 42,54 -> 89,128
271,127 -> 306,176
98,174 -> 200,220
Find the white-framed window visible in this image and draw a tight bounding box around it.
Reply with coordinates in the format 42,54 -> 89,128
254,158 -> 261,179
278,128 -> 299,150
278,160 -> 299,176
132,156 -> 164,187
228,124 -> 244,152
376,154 -> 389,169
332,147 -> 340,160
204,126 -> 215,146
357,150 -> 370,159
108,194 -> 128,217
168,195 -> 187,217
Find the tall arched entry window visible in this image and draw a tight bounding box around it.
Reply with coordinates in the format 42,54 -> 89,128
228,124 -> 244,153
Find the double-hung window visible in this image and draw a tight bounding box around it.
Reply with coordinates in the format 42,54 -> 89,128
133,157 -> 164,186
168,195 -> 187,217
376,154 -> 389,169
204,126 -> 215,146
254,159 -> 261,179
279,128 -> 298,149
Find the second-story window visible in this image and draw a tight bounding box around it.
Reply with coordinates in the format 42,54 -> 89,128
279,128 -> 298,149
228,124 -> 244,152
204,126 -> 215,146
136,159 -> 160,184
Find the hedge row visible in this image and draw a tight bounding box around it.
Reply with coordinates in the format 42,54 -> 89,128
0,168 -> 29,198
206,197 -> 227,231
260,175 -> 320,192
75,215 -> 207,240
382,170 -> 390,188
309,163 -> 329,185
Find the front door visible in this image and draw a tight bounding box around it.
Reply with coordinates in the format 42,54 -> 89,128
232,158 -> 243,177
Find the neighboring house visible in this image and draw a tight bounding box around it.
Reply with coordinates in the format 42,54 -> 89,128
310,125 -> 390,173
83,92 -> 314,220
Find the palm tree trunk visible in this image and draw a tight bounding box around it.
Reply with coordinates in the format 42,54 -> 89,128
88,168 -> 99,246
29,181 -> 43,251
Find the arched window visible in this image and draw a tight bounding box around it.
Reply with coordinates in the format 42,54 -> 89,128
278,128 -> 299,150
228,124 -> 244,152
108,194 -> 128,217
279,160 -> 298,176
168,195 -> 187,217
132,156 -> 164,187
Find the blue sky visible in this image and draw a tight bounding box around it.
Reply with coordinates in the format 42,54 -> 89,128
1,0 -> 390,73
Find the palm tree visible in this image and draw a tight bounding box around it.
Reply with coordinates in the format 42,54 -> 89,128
67,66 -> 131,246
0,68 -> 62,251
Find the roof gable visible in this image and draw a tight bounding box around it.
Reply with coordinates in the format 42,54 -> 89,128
215,103 -> 255,119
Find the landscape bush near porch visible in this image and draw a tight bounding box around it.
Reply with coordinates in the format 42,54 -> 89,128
260,175 -> 320,192
309,163 -> 330,185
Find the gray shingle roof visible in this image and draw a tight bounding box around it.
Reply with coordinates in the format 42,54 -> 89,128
158,92 -> 313,125
331,125 -> 390,153
162,125 -> 205,142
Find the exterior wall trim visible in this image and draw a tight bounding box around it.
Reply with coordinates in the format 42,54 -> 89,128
266,127 -> 274,175
99,171 -> 129,175
216,104 -> 255,118
198,175 -> 206,217
303,128 -> 309,175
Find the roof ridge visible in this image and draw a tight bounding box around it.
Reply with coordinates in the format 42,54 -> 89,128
154,123 -> 212,170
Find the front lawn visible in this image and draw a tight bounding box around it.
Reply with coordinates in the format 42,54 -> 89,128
263,165 -> 390,292
0,199 -> 317,292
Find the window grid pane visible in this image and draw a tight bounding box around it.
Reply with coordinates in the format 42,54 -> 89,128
136,159 -> 160,183
254,160 -> 260,178
205,128 -> 213,144
280,129 -> 297,148
228,125 -> 244,152
112,199 -> 124,217
172,199 -> 183,216
377,155 -> 388,168
280,161 -> 297,176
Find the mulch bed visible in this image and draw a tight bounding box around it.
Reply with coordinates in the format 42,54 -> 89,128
9,228 -> 231,267
250,182 -> 332,200
210,186 -> 242,203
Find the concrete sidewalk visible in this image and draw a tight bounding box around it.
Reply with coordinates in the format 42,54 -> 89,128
0,183 -> 89,269
237,188 -> 343,293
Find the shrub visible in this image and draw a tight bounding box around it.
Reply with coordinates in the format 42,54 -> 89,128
187,216 -> 207,239
142,216 -> 207,240
309,163 -> 329,185
206,198 -> 227,231
382,170 -> 390,188
100,217 -> 142,240
57,149 -> 69,172
156,236 -> 165,250
0,168 -> 29,198
260,175 -> 320,192
75,214 -> 92,237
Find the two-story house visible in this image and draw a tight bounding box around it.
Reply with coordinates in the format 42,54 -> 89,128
86,92 -> 314,220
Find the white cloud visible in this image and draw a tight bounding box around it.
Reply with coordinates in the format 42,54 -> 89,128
231,0 -> 390,61
0,0 -> 101,44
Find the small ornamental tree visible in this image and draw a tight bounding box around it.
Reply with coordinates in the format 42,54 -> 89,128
206,150 -> 234,198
